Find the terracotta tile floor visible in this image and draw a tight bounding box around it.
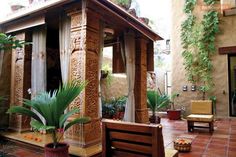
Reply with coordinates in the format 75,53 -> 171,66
1,118 -> 236,157
162,118 -> 236,157
0,140 -> 44,157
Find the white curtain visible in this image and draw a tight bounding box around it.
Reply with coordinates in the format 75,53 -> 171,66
31,27 -> 47,125
123,30 -> 135,122
59,14 -> 71,84
99,22 -> 104,118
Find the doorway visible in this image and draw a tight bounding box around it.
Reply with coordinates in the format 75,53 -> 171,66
46,15 -> 62,92
228,55 -> 236,116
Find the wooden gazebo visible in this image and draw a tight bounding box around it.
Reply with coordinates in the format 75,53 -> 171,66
0,0 -> 162,149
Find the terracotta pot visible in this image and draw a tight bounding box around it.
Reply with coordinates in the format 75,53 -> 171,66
11,5 -> 24,11
167,109 -> 181,120
101,70 -> 108,79
139,17 -> 149,25
113,111 -> 125,120
149,115 -> 161,124
45,143 -> 69,157
128,8 -> 137,17
29,0 -> 33,4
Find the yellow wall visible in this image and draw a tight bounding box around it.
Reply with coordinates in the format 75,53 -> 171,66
171,0 -> 236,118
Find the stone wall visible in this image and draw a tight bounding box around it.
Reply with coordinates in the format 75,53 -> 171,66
171,0 -> 236,118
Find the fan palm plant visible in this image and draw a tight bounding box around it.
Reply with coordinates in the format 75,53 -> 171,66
7,81 -> 90,150
147,90 -> 170,123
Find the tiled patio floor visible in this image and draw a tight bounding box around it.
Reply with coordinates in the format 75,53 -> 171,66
162,118 -> 236,157
1,118 -> 236,157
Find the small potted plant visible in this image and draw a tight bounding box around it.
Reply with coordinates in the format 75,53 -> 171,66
7,81 -> 90,157
147,90 -> 170,124
102,98 -> 116,119
167,93 -> 181,120
113,96 -> 127,120
110,0 -> 132,10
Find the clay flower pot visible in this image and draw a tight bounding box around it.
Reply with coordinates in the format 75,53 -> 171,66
149,115 -> 161,124
11,5 -> 24,11
167,109 -> 181,120
45,143 -> 69,157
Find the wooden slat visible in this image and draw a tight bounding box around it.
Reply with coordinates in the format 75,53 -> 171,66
102,119 -> 161,133
112,149 -> 149,157
102,122 -> 107,157
152,126 -> 158,156
111,141 -> 152,154
106,122 -> 152,133
110,131 -> 152,144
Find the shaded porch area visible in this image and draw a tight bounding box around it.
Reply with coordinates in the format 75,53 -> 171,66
1,118 -> 236,157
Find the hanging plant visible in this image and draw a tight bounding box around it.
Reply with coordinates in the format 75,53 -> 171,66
181,0 -> 219,100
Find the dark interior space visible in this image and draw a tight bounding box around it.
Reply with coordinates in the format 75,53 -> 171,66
46,15 -> 62,92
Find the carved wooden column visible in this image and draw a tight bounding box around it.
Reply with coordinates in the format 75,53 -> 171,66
9,32 -> 31,132
134,37 -> 149,123
67,1 -> 101,147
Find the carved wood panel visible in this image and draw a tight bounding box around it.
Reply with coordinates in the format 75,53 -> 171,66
67,6 -> 101,147
9,32 -> 31,131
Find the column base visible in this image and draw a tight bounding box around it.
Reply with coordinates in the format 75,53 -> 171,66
135,108 -> 149,123
65,118 -> 101,148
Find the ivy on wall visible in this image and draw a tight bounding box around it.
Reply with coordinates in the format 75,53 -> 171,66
181,0 -> 219,100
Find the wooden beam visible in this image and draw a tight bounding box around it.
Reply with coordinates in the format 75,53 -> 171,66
219,46 -> 236,54
223,7 -> 236,16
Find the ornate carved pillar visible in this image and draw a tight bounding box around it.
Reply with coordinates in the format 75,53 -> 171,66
9,32 -> 31,132
134,37 -> 149,123
67,0 -> 101,147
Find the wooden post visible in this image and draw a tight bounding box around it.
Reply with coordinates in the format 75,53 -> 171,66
67,0 -> 101,147
134,37 -> 149,123
9,32 -> 31,132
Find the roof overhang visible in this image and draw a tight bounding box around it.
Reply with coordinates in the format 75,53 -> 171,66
0,0 -> 162,41
94,0 -> 163,41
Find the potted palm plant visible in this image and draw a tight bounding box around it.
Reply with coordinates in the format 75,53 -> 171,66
147,90 -> 170,124
7,81 -> 90,157
167,93 -> 181,120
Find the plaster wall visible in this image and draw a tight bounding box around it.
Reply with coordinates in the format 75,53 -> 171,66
171,0 -> 236,118
101,74 -> 128,100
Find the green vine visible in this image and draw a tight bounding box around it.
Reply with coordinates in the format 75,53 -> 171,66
181,0 -> 219,100
184,0 -> 196,14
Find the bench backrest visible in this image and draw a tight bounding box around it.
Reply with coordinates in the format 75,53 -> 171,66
191,100 -> 212,114
102,119 -> 165,157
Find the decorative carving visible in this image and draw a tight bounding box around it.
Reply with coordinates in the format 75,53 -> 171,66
71,31 -> 86,53
9,32 -> 31,132
67,8 -> 101,146
71,13 -> 82,28
85,51 -> 99,118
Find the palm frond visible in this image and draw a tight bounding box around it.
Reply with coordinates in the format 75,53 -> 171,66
64,117 -> 90,131
30,120 -> 55,132
59,108 -> 80,128
7,106 -> 42,122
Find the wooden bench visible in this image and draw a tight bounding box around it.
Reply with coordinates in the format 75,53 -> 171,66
187,100 -> 214,133
102,119 -> 178,157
